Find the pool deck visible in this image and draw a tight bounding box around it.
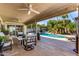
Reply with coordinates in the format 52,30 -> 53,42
3,37 -> 77,56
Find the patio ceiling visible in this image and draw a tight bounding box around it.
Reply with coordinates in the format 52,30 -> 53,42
0,3 -> 77,24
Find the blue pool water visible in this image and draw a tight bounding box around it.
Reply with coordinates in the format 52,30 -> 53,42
40,33 -> 65,38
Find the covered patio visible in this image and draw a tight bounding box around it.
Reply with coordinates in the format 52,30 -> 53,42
4,37 -> 76,56
0,3 -> 79,56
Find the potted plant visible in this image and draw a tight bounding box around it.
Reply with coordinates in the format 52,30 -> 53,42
1,29 -> 9,35
0,36 -> 5,56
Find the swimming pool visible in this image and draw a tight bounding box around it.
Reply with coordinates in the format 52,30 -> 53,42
40,33 -> 68,41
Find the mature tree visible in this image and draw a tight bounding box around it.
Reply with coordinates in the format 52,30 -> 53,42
47,20 -> 57,27
27,14 -> 76,35
47,18 -> 76,34
47,20 -> 57,33
66,22 -> 76,34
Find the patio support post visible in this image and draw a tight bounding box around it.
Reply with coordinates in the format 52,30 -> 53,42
36,23 -> 37,34
75,6 -> 79,55
4,24 -> 7,30
35,20 -> 37,40
23,25 -> 27,35
35,20 -> 40,40
0,16 -> 4,31
15,25 -> 16,36
31,24 -> 32,31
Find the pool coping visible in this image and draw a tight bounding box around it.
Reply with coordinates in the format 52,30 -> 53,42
40,35 -> 69,41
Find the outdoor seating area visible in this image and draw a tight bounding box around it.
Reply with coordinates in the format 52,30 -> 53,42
1,37 -> 76,56
0,30 -> 77,56
0,31 -> 37,55
0,3 -> 79,56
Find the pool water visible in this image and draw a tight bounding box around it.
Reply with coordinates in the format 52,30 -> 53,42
40,33 -> 65,38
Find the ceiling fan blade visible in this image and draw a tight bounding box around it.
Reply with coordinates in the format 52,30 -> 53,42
31,9 -> 40,14
18,9 -> 28,10
28,10 -> 31,15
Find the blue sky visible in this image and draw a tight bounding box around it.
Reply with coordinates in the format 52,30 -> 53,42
37,11 -> 78,25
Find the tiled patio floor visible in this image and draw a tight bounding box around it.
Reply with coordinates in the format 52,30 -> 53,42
4,37 -> 77,56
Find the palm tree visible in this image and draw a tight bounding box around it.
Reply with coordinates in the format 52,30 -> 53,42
61,14 -> 70,33
47,20 -> 57,33
66,22 -> 76,34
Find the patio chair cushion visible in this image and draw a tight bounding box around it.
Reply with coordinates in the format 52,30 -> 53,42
2,41 -> 12,51
3,42 -> 11,47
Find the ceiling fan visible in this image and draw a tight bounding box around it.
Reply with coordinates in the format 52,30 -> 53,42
18,4 -> 40,15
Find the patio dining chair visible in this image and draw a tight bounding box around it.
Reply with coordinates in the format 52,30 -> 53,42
22,33 -> 37,51
2,35 -> 13,51
3,40 -> 13,51
0,32 -> 13,51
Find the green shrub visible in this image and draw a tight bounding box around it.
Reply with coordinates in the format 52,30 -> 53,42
0,36 -> 5,42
